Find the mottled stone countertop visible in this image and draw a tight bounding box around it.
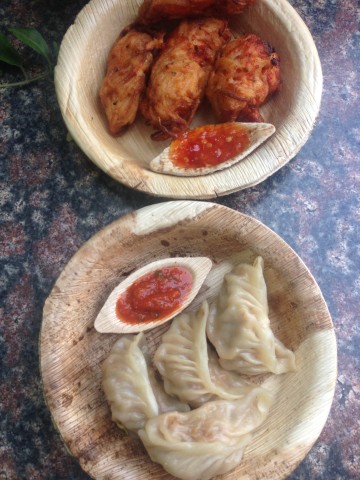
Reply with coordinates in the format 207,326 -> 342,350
1,0 -> 359,479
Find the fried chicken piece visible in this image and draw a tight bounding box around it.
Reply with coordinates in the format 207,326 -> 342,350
137,0 -> 217,24
207,0 -> 256,15
140,18 -> 231,140
137,0 -> 255,24
99,28 -> 163,135
206,34 -> 281,123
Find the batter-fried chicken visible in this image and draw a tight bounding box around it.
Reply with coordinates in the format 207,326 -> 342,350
99,28 -> 163,135
140,18 -> 231,140
208,0 -> 256,15
206,34 -> 281,123
137,0 -> 255,24
138,0 -> 215,24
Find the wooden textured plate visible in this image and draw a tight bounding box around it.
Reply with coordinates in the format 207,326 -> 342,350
55,0 -> 322,199
40,201 -> 336,480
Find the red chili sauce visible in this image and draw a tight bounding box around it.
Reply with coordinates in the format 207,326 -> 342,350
116,266 -> 193,324
169,123 -> 250,169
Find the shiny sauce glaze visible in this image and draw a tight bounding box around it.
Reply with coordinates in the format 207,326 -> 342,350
116,266 -> 193,324
169,123 -> 250,168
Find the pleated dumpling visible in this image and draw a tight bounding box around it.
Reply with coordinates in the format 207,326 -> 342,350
207,256 -> 296,375
102,333 -> 189,432
154,300 -> 260,407
138,387 -> 273,480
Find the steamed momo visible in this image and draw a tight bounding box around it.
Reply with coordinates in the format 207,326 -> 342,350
154,300 -> 261,407
207,256 -> 296,375
102,333 -> 189,431
138,387 -> 273,480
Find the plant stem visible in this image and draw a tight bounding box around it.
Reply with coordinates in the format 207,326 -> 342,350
0,71 -> 51,89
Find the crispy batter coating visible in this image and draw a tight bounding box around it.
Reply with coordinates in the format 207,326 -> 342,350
99,28 -> 163,135
206,34 -> 281,123
138,0 -> 255,24
137,0 -> 255,24
207,0 -> 256,15
138,0 -> 216,24
140,18 -> 231,140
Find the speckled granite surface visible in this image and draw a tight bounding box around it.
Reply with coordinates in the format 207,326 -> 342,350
0,0 -> 359,478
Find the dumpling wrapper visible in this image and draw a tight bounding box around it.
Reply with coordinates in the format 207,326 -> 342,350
102,333 -> 189,432
207,256 -> 296,375
154,300 -> 262,407
139,387 -> 273,480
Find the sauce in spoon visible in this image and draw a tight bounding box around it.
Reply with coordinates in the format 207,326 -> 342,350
116,266 -> 193,324
149,122 -> 275,177
94,257 -> 212,334
169,123 -> 250,169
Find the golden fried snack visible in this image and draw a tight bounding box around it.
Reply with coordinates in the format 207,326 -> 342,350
137,0 -> 255,24
207,0 -> 256,15
137,0 -> 216,24
140,18 -> 231,140
206,34 -> 281,123
99,28 -> 163,135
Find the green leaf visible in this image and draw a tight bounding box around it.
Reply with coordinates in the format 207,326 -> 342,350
52,40 -> 59,61
8,27 -> 51,68
0,32 -> 24,69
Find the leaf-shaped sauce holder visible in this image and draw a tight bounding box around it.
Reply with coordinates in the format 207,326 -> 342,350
94,256 -> 213,334
150,123 -> 276,177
